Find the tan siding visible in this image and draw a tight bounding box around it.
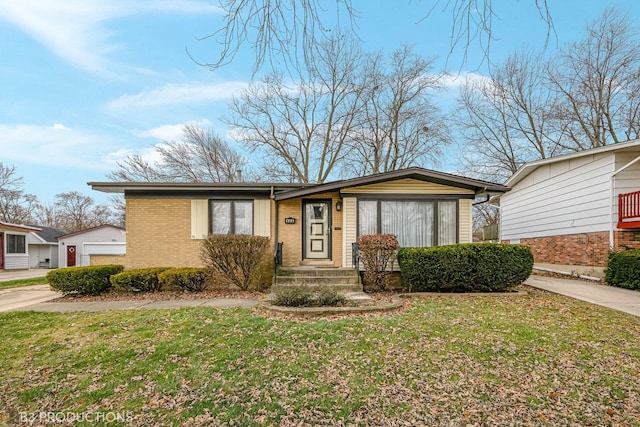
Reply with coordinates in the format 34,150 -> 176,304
343,197 -> 357,267
458,199 -> 472,243
254,199 -> 271,237
341,178 -> 475,195
190,200 -> 208,239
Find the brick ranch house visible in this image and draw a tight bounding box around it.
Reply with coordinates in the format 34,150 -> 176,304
89,168 -> 508,270
496,138 -> 640,273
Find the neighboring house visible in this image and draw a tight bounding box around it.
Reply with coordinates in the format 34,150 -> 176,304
89,168 -> 508,270
0,221 -> 41,270
498,139 -> 640,270
57,225 -> 126,268
26,225 -> 67,269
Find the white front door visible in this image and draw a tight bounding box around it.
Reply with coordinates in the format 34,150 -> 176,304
304,201 -> 331,259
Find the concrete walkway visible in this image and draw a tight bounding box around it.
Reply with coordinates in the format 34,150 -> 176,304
525,275 -> 640,317
7,297 -> 259,312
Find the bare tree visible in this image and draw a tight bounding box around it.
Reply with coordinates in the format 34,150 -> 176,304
48,192 -> 114,233
109,124 -> 247,183
224,32 -> 365,183
0,163 -> 38,224
344,45 -> 449,176
455,49 -> 560,181
549,7 -> 640,149
200,1 -> 553,74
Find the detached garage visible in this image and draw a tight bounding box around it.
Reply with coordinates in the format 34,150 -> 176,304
57,225 -> 126,268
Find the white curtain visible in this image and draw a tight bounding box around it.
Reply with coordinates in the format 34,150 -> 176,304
234,201 -> 253,235
358,200 -> 378,236
211,201 -> 231,234
381,201 -> 433,247
438,201 -> 457,245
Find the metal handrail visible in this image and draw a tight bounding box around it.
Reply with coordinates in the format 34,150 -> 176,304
351,242 -> 359,269
274,241 -> 283,273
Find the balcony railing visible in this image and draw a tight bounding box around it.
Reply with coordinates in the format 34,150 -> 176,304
618,191 -> 640,229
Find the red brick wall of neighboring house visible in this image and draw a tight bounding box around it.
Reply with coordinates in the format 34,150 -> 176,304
505,230 -> 640,267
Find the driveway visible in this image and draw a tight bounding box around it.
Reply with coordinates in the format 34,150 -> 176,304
0,269 -> 49,282
525,274 -> 640,317
0,284 -> 60,312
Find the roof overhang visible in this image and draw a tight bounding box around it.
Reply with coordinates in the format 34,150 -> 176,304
506,138 -> 640,188
88,181 -> 309,196
274,168 -> 509,201
0,221 -> 41,233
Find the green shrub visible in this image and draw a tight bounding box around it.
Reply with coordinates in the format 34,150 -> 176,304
110,268 -> 171,292
605,250 -> 640,290
271,286 -> 347,307
397,243 -> 533,293
357,234 -> 400,291
47,265 -> 124,296
158,268 -> 208,292
200,234 -> 271,291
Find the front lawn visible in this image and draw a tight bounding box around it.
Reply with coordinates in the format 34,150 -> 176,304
1,288 -> 639,426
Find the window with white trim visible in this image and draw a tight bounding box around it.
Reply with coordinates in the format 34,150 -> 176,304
6,234 -> 26,254
358,200 -> 457,247
210,200 -> 253,235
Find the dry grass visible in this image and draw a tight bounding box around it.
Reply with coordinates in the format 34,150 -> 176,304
0,286 -> 639,426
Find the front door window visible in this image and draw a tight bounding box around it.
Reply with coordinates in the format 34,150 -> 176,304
304,201 -> 330,259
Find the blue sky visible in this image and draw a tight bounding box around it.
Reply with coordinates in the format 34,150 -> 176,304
1,0 -> 638,205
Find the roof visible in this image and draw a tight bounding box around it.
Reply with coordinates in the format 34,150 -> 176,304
26,225 -> 67,243
88,181 -> 308,194
506,138 -> 640,187
0,221 -> 41,233
57,224 -> 125,240
89,168 -> 509,200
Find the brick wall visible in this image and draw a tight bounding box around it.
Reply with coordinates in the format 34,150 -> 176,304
126,198 -> 203,269
90,254 -> 129,268
513,229 -> 640,267
614,229 -> 640,251
518,232 -> 609,267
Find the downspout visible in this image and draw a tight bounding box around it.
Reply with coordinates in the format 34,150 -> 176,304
610,155 -> 640,249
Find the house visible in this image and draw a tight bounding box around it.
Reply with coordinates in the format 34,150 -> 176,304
0,221 -> 41,270
88,168 -> 508,270
57,225 -> 126,268
497,139 -> 640,273
26,225 -> 67,269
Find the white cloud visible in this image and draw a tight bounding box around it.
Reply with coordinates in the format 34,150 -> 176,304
0,0 -> 220,76
132,119 -> 212,141
105,82 -> 249,111
0,123 -> 118,170
440,72 -> 491,89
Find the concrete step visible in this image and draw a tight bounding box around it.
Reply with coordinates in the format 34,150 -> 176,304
275,275 -> 359,286
276,267 -> 359,278
271,282 -> 363,293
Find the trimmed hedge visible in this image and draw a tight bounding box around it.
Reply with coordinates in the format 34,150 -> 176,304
397,243 -> 533,293
158,268 -> 208,292
110,268 -> 171,292
605,250 -> 640,290
47,265 -> 124,296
